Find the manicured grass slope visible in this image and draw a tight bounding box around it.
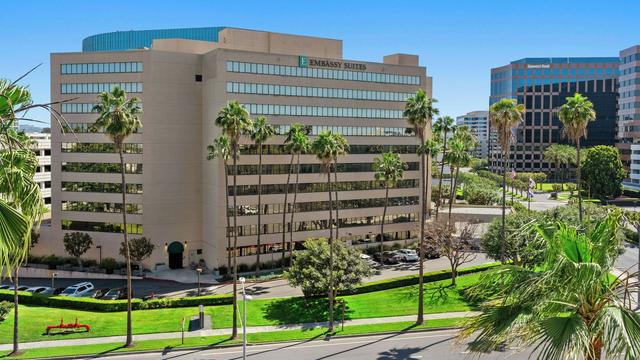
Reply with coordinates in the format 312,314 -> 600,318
0,272 -> 480,344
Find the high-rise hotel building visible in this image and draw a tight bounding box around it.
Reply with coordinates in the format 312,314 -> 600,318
489,58 -> 618,173
36,27 -> 432,270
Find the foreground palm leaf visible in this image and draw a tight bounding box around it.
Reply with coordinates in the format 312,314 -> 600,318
460,211 -> 640,360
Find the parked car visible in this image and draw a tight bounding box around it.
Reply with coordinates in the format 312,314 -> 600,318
25,286 -> 53,294
101,287 -> 127,300
0,285 -> 10,290
423,244 -> 441,259
81,288 -> 108,299
40,287 -> 65,296
59,282 -> 94,297
359,253 -> 378,267
396,249 -> 419,262
373,251 -> 401,265
7,286 -> 29,291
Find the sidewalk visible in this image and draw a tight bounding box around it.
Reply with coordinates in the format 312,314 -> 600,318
0,311 -> 478,351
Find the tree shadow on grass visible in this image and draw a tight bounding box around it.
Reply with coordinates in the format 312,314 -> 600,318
262,297 -> 353,327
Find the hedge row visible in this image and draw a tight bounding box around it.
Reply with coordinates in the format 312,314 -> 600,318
343,262 -> 501,295
0,291 -> 232,312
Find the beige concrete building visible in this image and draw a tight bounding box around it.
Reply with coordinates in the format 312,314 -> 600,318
36,27 -> 432,272
28,132 -> 52,216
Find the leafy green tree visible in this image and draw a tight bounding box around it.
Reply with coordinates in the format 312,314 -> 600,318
92,86 -> 141,347
0,76 -> 48,355
214,100 -> 253,339
446,126 -> 476,221
285,238 -> 371,298
373,153 -> 407,261
119,237 -> 154,276
480,210 -> 544,267
248,116 -> 275,276
433,115 -> 455,219
207,135 -> 233,270
462,212 -> 640,360
489,98 -> 525,262
558,93 -> 596,222
63,232 -> 93,270
581,145 -> 625,200
403,89 -> 439,324
283,124 -> 311,266
424,221 -> 476,285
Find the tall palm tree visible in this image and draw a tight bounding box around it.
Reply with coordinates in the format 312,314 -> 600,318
460,212 -> 640,360
445,138 -> 472,221
331,133 -> 349,239
373,153 -> 407,262
562,145 -> 577,185
207,135 -> 232,270
433,116 -> 455,219
214,100 -> 253,339
283,124 -> 311,267
311,130 -> 338,332
403,89 -> 439,324
92,87 -> 141,348
421,139 -> 441,208
489,98 -> 524,262
249,116 -> 274,275
558,93 -> 596,222
544,144 -> 564,182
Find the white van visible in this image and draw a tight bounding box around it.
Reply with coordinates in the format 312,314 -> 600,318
59,282 -> 95,297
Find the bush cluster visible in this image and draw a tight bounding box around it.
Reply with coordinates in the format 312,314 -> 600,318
0,290 -> 232,312
27,254 -> 127,271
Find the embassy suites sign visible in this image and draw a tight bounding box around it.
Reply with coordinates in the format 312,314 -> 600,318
299,56 -> 367,71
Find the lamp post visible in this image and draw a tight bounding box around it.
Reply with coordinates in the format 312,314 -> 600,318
196,268 -> 202,296
51,272 -> 58,288
239,277 -> 253,360
96,245 -> 102,265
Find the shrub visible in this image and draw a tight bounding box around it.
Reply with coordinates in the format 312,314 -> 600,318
0,300 -> 14,321
552,184 -> 563,192
464,183 -> 499,205
431,184 -> 450,203
100,257 -> 119,274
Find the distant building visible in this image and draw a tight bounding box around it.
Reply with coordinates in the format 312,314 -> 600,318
617,45 -> 640,173
456,111 -> 489,158
489,57 -> 619,173
630,144 -> 640,186
27,132 -> 51,216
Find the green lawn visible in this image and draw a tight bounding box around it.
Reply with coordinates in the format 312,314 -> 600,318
0,273 -> 481,344
0,317 -> 464,359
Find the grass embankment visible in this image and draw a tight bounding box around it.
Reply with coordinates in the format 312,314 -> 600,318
0,273 -> 481,344
0,317 -> 464,359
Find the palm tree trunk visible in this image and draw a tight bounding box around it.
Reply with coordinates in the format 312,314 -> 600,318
119,150 -> 133,348
333,160 -> 340,239
231,143 -> 239,339
327,170 -> 334,332
255,143 -> 263,277
436,134 -> 448,219
380,185 -> 389,262
500,152 -> 508,263
448,166 -> 459,223
577,139 -> 583,223
289,153 -> 301,266
281,154 -> 294,269
417,152 -> 426,325
224,163 -> 231,271
11,268 -> 19,355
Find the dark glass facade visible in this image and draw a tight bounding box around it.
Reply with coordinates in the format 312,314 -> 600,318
489,57 -> 619,172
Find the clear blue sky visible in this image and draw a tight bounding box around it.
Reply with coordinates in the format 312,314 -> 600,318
2,0 -> 639,128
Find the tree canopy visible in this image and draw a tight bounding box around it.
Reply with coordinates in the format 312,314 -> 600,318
581,145 -> 626,200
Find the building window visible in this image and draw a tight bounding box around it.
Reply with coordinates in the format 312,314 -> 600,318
61,62 -> 143,74
62,220 -> 143,234
227,82 -> 412,102
61,162 -> 143,174
61,143 -> 143,154
61,82 -> 143,94
244,103 -> 403,119
62,201 -> 143,215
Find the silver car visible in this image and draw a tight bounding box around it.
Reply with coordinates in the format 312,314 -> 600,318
59,282 -> 95,297
396,249 -> 419,262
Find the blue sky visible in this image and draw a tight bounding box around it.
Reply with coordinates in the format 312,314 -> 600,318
2,0 -> 639,128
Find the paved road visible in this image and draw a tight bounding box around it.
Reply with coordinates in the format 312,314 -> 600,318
616,241 -> 639,274
74,330 -> 532,360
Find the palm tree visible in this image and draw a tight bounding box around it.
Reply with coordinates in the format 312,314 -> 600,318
558,93 -> 596,222
283,124 -> 311,267
445,139 -> 472,221
622,210 -> 640,308
403,89 -> 439,324
373,153 -> 407,262
489,98 -> 524,262
331,133 -> 349,239
421,139 -> 441,208
460,212 -> 640,360
249,116 -> 275,276
214,100 -> 253,339
311,130 -> 338,332
543,144 -> 564,182
92,87 -> 141,348
207,135 -> 232,270
433,116 -> 455,219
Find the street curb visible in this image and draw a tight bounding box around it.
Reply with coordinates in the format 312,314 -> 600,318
25,326 -> 462,360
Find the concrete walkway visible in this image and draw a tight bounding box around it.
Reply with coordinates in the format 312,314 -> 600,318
0,311 -> 478,351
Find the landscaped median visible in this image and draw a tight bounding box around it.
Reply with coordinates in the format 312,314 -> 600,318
0,317 -> 466,359
0,263 -> 500,346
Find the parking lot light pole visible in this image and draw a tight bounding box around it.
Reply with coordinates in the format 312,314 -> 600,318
196,268 -> 202,296
51,272 -> 58,288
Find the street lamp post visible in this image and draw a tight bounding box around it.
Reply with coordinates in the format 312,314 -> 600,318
239,277 -> 253,360
51,272 -> 58,288
196,268 -> 202,296
96,245 -> 102,265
